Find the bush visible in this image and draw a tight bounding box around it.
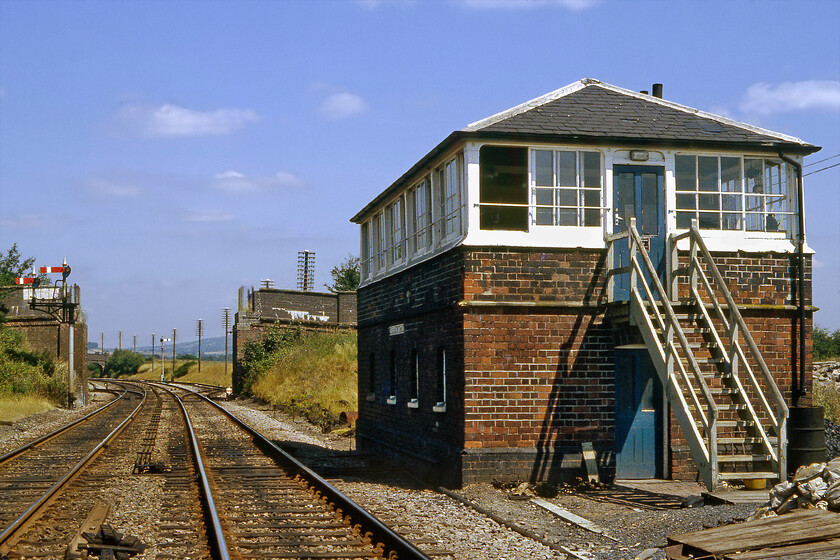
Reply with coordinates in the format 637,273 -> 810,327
815,382 -> 840,424
814,326 -> 840,361
0,325 -> 67,403
240,325 -> 303,393
103,349 -> 146,378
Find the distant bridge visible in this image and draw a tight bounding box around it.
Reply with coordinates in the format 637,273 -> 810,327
87,352 -> 109,373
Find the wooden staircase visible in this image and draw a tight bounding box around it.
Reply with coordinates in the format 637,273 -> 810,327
606,219 -> 788,490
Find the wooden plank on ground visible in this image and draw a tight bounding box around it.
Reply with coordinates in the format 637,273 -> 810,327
581,442 -> 599,483
668,510 -> 840,555
728,537 -> 840,559
531,497 -> 620,542
65,500 -> 110,559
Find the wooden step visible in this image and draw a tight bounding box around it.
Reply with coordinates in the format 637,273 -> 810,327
718,471 -> 777,480
717,454 -> 771,463
718,436 -> 779,444
688,403 -> 748,412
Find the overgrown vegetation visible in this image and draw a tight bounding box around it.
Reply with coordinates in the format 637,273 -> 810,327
0,325 -> 67,403
814,326 -> 840,361
243,327 -> 357,431
815,382 -> 840,424
103,349 -> 146,378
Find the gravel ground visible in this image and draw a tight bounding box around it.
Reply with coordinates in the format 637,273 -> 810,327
0,390 -> 780,560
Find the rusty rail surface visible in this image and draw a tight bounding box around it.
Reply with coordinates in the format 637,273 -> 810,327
165,382 -> 432,560
0,383 -> 147,554
0,381 -> 128,466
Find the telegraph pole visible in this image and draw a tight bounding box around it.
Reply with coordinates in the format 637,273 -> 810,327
172,328 -> 177,375
133,335 -> 136,353
222,307 -> 232,380
195,319 -> 204,373
151,334 -> 155,375
119,330 -> 122,351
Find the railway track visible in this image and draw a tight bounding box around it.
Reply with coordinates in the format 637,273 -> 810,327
0,381 -> 146,557
0,381 -> 432,559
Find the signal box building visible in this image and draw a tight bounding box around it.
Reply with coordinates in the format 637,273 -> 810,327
350,79 -> 820,489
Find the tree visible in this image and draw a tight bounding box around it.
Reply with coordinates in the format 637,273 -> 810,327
0,244 -> 50,287
0,244 -> 36,287
814,326 -> 840,361
103,350 -> 145,378
327,255 -> 360,292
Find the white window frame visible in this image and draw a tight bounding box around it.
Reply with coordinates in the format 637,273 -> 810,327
674,153 -> 794,237
437,155 -> 463,243
433,347 -> 446,413
530,148 -> 604,228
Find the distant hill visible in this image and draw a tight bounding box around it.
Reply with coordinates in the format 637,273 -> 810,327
132,336 -> 230,357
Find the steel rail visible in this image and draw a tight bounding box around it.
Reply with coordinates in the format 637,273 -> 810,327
0,384 -> 148,554
171,383 -> 432,560
157,384 -> 231,560
0,380 -> 128,465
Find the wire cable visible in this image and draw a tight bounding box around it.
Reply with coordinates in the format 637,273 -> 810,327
804,153 -> 840,167
803,162 -> 840,177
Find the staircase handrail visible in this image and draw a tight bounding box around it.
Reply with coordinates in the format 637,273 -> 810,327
673,224 -> 789,424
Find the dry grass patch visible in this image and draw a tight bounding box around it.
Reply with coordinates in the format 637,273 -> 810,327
250,330 -> 357,429
815,382 -> 840,424
0,394 -> 54,423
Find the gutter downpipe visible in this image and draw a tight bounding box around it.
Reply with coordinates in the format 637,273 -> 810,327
778,152 -> 806,405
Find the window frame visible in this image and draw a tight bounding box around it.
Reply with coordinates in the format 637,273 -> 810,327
529,148 -> 604,228
675,153 -> 793,235
433,347 -> 447,413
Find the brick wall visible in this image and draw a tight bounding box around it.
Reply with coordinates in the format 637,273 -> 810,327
356,245 -> 813,486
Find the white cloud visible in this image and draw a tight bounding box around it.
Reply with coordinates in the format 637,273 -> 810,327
182,209 -> 234,223
739,80 -> 840,116
88,179 -> 142,197
213,170 -> 301,193
116,104 -> 260,137
319,92 -> 369,120
461,0 -> 600,10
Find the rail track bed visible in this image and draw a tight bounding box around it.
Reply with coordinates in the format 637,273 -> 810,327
0,382 -> 432,559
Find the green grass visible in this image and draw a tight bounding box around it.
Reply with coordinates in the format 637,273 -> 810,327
127,360 -> 232,387
0,394 -> 55,423
0,325 -> 67,404
814,382 -> 840,424
249,330 -> 357,428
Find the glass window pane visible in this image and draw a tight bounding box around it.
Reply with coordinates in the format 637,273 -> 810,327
639,172 -> 658,236
765,160 -> 785,195
745,158 -> 763,194
557,151 -> 576,186
768,213 -> 785,232
582,152 -> 601,188
534,150 -> 553,186
615,171 -> 635,232
721,194 -> 741,212
720,157 -> 741,192
675,155 -> 696,191
698,156 -> 719,192
746,212 -> 763,231
584,208 -> 600,227
676,193 -> 695,210
558,208 -> 577,226
699,193 -> 719,211
536,207 -> 554,225
535,187 -> 553,206
583,189 -> 599,207
676,211 -> 694,229
745,194 -> 763,213
558,189 -> 577,207
722,213 -> 741,231
699,212 -> 720,229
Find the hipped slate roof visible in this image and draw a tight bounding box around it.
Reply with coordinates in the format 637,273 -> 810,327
352,79 -> 819,223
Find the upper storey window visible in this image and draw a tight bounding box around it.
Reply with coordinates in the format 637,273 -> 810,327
439,156 -> 462,239
675,155 -> 792,233
479,146 -> 528,231
532,150 -> 602,227
478,146 -> 603,231
388,197 -> 406,265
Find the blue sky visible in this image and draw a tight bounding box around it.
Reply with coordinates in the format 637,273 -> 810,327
1,0 -> 838,344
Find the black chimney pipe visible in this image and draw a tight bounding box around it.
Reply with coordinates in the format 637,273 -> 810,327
652,83 -> 663,98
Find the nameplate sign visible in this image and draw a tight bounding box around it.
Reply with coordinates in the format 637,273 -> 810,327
389,324 -> 405,336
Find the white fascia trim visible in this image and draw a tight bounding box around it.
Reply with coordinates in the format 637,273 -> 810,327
674,233 -> 814,254
462,227 -> 605,249
462,79 -> 593,132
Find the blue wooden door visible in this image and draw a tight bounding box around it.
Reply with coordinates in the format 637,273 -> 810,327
615,349 -> 663,479
613,166 -> 666,301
